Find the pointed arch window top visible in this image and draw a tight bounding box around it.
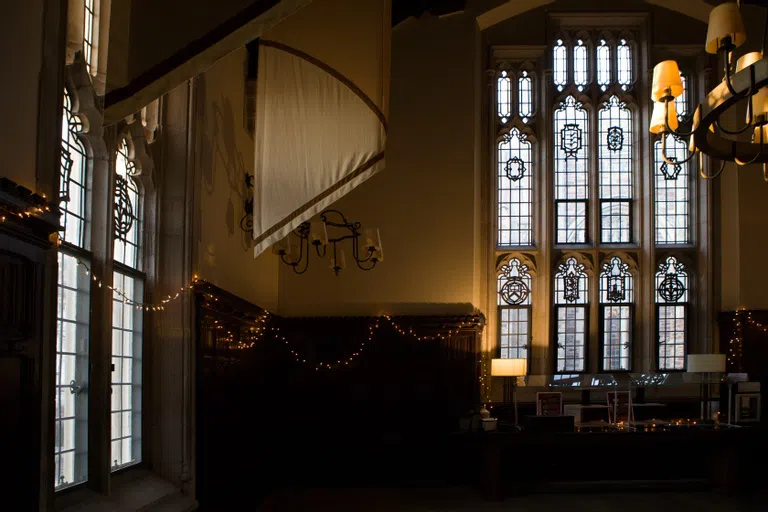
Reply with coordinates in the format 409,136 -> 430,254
655,256 -> 688,303
498,258 -> 532,305
600,257 -> 633,303
555,257 -> 589,304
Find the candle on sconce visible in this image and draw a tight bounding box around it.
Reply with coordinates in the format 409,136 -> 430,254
363,227 -> 382,250
310,220 -> 328,245
339,249 -> 346,269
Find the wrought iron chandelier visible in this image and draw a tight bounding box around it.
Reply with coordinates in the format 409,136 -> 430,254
650,1 -> 768,182
273,209 -> 383,275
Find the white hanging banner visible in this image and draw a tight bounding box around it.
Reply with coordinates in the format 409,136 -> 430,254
253,0 -> 391,257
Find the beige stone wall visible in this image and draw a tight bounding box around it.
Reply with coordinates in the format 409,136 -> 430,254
276,12 -> 484,317
195,48 -> 279,311
1,0 -> 45,191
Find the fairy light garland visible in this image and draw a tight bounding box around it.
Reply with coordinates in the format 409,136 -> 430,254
0,190 -> 54,224
222,313 -> 482,373
74,258 -> 201,311
728,308 -> 768,372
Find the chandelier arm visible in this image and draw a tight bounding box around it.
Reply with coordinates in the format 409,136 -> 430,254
722,46 -> 754,100
698,152 -> 727,180
714,66 -> 757,135
314,243 -> 327,258
660,134 -> 697,166
663,99 -> 695,137
734,128 -> 766,166
355,259 -> 377,271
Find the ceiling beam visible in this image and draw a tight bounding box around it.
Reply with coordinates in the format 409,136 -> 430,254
104,0 -> 312,124
476,0 -> 712,31
476,0 -> 554,31
644,0 -> 712,23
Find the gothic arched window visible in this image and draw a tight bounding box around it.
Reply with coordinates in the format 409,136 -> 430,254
498,128 -> 533,247
598,96 -> 633,244
55,88 -> 90,490
498,258 -> 532,360
554,257 -> 589,372
655,256 -> 688,370
111,137 -> 144,470
554,96 -> 589,244
599,257 -> 634,371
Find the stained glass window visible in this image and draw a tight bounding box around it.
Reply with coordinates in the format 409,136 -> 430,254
55,89 -> 90,491
497,70 -> 511,124
654,134 -> 690,244
617,39 -> 632,89
84,0 -> 95,75
655,256 -> 688,370
598,96 -> 633,243
59,90 -> 88,248
599,257 -> 633,371
114,139 -> 141,269
574,39 -> 588,91
518,71 -> 533,123
554,96 -> 589,244
498,129 -> 533,247
555,257 -> 588,372
554,39 -> 567,90
498,259 -> 532,360
597,39 -> 611,90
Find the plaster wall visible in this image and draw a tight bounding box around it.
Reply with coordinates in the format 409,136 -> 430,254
196,49 -> 279,311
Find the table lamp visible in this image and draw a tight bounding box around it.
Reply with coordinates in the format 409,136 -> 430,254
686,354 -> 726,421
491,358 -> 527,426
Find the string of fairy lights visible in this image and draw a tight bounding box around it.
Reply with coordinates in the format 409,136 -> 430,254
214,311 -> 483,372
74,258 -> 201,311
727,308 -> 768,372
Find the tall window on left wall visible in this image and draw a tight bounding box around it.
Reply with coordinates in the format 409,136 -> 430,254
111,138 -> 144,470
56,89 -> 90,490
83,0 -> 96,74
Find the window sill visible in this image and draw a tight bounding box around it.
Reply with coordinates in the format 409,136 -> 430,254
55,469 -> 197,512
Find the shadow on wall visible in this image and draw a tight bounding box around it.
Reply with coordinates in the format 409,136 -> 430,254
197,73 -> 255,253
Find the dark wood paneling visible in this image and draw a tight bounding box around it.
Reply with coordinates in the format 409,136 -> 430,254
194,281 -> 484,508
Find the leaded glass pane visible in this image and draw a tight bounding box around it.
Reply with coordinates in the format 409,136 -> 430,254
114,139 -> 141,269
556,306 -> 586,372
599,257 -> 633,371
518,71 -> 533,123
498,129 -> 533,247
654,134 -> 690,244
111,271 -> 143,470
497,70 -> 511,123
554,96 -> 589,243
554,39 -> 567,90
655,257 -> 688,370
55,251 -> 89,490
59,90 -> 88,248
675,73 -> 688,121
598,96 -> 633,243
596,39 -> 611,90
574,39 -> 588,91
84,0 -> 95,75
617,39 -> 632,89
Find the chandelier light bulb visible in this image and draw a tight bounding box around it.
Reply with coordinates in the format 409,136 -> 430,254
705,2 -> 747,54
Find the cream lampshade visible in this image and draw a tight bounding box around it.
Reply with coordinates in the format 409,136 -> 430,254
686,354 -> 726,373
491,358 -> 527,377
650,101 -> 679,134
651,60 -> 684,102
736,51 -> 762,72
705,2 -> 747,54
